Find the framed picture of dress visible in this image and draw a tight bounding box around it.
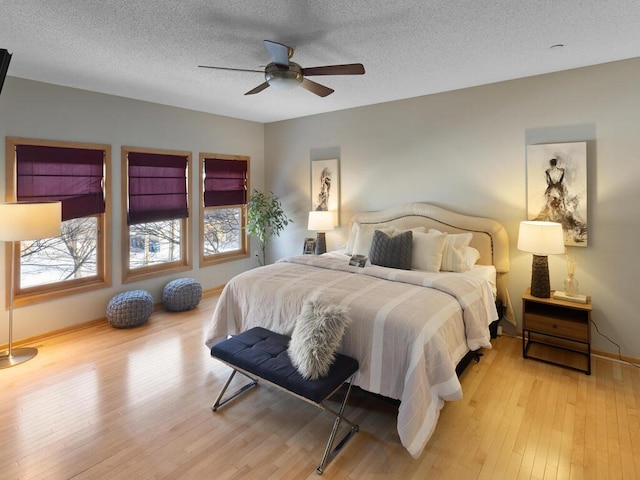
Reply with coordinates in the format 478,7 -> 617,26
526,141 -> 588,246
310,158 -> 339,226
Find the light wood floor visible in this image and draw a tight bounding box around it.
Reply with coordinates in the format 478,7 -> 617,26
1,294 -> 639,480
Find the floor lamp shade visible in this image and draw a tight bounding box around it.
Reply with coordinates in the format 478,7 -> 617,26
0,201 -> 62,369
308,211 -> 335,255
518,221 -> 564,298
0,202 -> 62,241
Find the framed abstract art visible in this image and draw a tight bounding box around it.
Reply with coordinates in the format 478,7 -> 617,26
526,141 -> 588,246
310,158 -> 339,225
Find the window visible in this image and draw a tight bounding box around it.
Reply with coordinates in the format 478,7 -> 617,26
199,153 -> 249,266
122,147 -> 191,282
5,137 -> 111,306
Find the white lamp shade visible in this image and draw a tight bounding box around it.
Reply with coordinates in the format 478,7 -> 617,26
0,202 -> 62,241
308,211 -> 335,231
517,221 -> 564,255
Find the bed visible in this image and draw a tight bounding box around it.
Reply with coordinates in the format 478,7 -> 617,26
205,202 -> 513,458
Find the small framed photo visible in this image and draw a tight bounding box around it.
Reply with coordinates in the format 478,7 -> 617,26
303,237 -> 316,255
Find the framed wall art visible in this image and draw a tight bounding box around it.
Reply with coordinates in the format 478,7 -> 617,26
310,158 -> 339,225
526,141 -> 588,246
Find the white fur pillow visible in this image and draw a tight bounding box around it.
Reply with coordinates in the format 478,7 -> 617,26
288,297 -> 351,380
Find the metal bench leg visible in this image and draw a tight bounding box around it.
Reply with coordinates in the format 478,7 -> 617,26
316,381 -> 359,475
212,368 -> 259,412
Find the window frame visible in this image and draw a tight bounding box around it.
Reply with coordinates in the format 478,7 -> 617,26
199,153 -> 250,267
5,137 -> 111,307
121,146 -> 192,283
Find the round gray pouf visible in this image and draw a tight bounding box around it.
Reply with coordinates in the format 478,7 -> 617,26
107,290 -> 153,328
162,278 -> 202,312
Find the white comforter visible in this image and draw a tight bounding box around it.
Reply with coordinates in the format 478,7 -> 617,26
205,253 -> 496,458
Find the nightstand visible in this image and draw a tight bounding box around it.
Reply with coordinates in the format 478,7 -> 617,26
522,288 -> 592,375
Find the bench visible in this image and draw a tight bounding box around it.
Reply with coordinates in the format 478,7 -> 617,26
209,326 -> 359,475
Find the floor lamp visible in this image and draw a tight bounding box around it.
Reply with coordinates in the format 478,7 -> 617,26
0,202 -> 61,369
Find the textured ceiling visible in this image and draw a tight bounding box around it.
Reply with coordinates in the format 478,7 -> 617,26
2,0 -> 640,123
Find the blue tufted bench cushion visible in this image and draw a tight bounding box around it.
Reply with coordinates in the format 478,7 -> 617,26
210,327 -> 358,404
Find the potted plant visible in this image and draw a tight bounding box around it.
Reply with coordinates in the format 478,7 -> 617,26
246,189 -> 292,266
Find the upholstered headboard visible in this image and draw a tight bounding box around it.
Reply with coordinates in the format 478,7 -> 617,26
349,202 -> 514,325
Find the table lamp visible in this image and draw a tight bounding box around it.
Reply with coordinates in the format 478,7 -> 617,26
0,202 -> 62,369
517,221 -> 565,298
307,211 -> 335,255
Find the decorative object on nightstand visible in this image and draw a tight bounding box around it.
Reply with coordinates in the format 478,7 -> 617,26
563,253 -> 579,295
0,201 -> 61,369
307,211 -> 334,255
517,221 -> 565,298
302,237 -> 316,255
553,252 -> 588,303
522,288 -> 592,374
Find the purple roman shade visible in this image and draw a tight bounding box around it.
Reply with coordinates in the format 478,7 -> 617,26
16,144 -> 105,222
203,158 -> 247,207
127,151 -> 188,225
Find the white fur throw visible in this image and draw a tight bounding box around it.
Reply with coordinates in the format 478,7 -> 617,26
288,297 -> 351,380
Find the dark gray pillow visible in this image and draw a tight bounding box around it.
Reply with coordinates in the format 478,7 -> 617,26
369,230 -> 413,270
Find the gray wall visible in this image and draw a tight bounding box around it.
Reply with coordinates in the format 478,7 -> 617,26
3,57 -> 639,359
0,78 -> 265,343
265,58 -> 640,359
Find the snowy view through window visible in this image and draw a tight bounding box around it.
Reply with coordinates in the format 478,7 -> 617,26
129,219 -> 182,269
19,208 -> 242,288
20,217 -> 98,288
203,207 -> 242,256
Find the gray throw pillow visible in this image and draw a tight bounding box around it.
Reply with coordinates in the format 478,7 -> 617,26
369,229 -> 413,270
288,296 -> 351,380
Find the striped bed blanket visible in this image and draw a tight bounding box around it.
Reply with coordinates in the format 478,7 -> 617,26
205,253 -> 497,458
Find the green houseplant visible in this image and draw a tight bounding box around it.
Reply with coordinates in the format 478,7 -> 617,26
246,190 -> 292,266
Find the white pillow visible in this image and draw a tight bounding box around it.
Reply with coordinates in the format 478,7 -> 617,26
347,224 -> 427,256
288,297 -> 351,380
465,247 -> 481,269
429,229 -> 473,272
351,224 -> 394,256
344,223 -> 359,255
411,231 -> 447,272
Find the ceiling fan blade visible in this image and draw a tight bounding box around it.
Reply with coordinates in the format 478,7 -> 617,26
198,65 -> 263,73
300,78 -> 334,97
302,63 -> 365,76
264,40 -> 291,67
245,82 -> 270,95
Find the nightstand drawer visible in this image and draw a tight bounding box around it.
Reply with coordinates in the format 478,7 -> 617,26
524,314 -> 588,342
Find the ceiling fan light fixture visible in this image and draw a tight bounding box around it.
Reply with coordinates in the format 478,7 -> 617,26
265,62 -> 303,90
200,40 -> 364,97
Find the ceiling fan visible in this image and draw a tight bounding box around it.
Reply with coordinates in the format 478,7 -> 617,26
199,40 -> 365,97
